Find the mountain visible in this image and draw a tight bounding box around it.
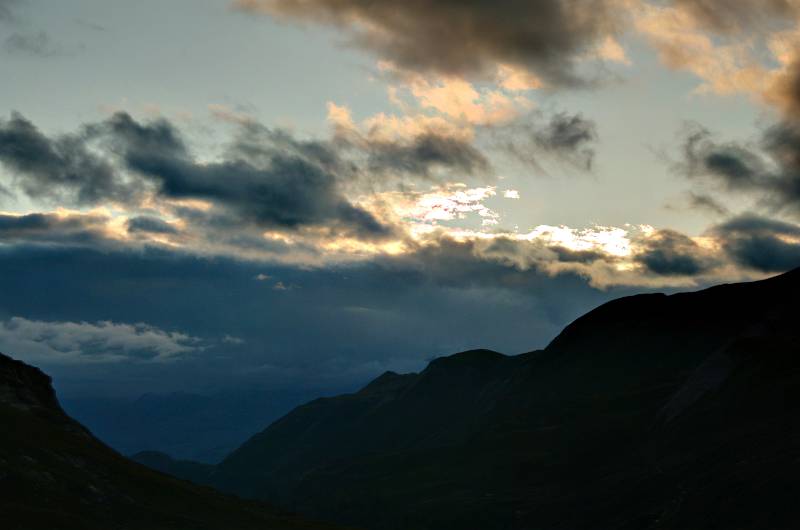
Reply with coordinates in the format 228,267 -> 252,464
63,388 -> 326,463
207,268 -> 800,530
130,451 -> 215,486
0,352 -> 346,530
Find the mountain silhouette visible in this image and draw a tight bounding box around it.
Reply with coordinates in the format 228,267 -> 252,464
203,268 -> 800,530
0,352 -> 346,530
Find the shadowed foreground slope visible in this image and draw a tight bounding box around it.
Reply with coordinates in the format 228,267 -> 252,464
0,353 -> 346,530
209,268 -> 800,530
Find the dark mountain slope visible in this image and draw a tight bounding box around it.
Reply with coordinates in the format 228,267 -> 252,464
0,353 -> 347,530
129,451 -> 215,486
210,269 -> 800,530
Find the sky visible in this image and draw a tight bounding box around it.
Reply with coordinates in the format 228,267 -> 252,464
2,0 -> 800,400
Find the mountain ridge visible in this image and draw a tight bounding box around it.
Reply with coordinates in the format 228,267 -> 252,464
202,268 -> 800,530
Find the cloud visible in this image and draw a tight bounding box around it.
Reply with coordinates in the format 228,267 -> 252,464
678,122 -> 800,214
686,192 -> 730,216
633,2 -> 768,97
233,0 -> 628,87
4,30 -> 62,57
395,73 -> 526,125
0,316 -> 202,364
0,112 -> 129,205
0,211 -> 118,247
0,112 -> 394,240
712,214 -> 800,272
670,0 -> 797,34
127,216 -> 179,235
634,229 -> 716,276
0,1 -> 72,58
377,184 -> 502,227
362,132 -> 490,179
0,0 -> 20,23
0,243 -> 635,394
492,111 -> 599,172
328,102 -> 490,180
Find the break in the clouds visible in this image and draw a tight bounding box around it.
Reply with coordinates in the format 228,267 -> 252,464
0,316 -> 202,364
234,0 -> 628,86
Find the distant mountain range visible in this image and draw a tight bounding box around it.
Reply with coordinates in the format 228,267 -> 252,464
0,352 -> 346,530
64,387 -> 328,463
182,268 -> 797,530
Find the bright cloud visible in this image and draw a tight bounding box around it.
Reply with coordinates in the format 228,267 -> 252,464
0,317 -> 203,364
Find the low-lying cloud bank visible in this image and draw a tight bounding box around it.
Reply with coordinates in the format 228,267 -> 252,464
0,317 -> 202,364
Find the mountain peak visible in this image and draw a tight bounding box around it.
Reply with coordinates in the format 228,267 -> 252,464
427,348 -> 506,368
358,370 -> 417,395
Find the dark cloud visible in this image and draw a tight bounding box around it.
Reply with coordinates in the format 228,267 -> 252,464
550,245 -> 608,264
127,216 -> 179,235
679,122 -> 800,214
234,0 -> 624,87
493,111 -> 598,172
0,112 -> 394,239
532,112 -> 598,170
712,214 -> 800,272
634,229 -> 714,276
767,58 -> 800,119
0,112 -> 127,204
686,192 -> 729,216
0,212 -> 111,246
672,0 -> 797,33
363,132 -> 490,179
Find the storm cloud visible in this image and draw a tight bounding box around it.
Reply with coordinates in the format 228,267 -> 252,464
634,229 -> 715,276
104,113 -> 392,238
234,0 -> 626,86
0,112 -> 395,239
712,214 -> 800,272
0,212 -> 114,247
0,113 -> 128,204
